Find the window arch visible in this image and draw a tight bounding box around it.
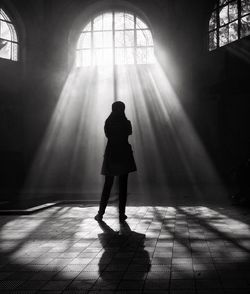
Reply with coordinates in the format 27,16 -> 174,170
0,7 -> 19,61
76,11 -> 155,66
209,0 -> 250,50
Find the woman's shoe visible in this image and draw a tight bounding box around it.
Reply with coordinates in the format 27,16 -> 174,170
94,214 -> 103,222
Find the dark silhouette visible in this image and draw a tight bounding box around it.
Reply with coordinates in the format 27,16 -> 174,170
95,101 -> 136,223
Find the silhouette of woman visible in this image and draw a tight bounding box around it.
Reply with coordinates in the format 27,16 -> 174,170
95,101 -> 137,223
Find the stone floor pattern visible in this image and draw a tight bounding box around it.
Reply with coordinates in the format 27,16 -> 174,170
0,205 -> 250,293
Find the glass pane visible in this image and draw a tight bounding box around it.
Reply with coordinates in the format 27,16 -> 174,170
103,31 -> 112,47
115,48 -> 125,64
241,0 -> 250,16
125,13 -> 134,29
77,32 -> 91,49
0,9 -> 11,22
93,15 -> 102,31
12,42 -> 18,61
144,30 -> 153,46
220,5 -> 229,26
241,15 -> 250,37
219,25 -> 229,46
219,0 -> 229,6
93,49 -> 103,65
83,50 -> 91,66
136,47 -> 147,64
0,20 -> 11,41
83,22 -> 91,32
93,32 -> 102,48
0,40 -> 11,59
103,13 -> 112,30
76,49 -> 91,67
115,13 -> 124,30
137,30 -> 147,46
9,23 -> 17,42
125,48 -> 134,64
147,47 -> 155,63
136,17 -> 148,29
76,51 -> 82,67
209,11 -> 217,31
0,9 -> 4,20
229,1 -> 238,22
115,31 -> 124,47
103,48 -> 113,65
124,30 -> 134,47
229,20 -> 238,42
209,31 -> 217,50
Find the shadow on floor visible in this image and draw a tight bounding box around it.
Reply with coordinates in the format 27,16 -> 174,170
0,204 -> 250,292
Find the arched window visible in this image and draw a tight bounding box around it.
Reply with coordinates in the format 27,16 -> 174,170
76,11 -> 155,66
0,8 -> 19,61
209,0 -> 250,50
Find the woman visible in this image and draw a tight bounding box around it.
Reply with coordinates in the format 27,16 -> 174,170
95,101 -> 137,223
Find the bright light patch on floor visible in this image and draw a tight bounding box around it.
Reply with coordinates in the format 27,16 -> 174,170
0,205 -> 250,282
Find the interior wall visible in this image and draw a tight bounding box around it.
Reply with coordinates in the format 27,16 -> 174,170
0,0 -> 249,202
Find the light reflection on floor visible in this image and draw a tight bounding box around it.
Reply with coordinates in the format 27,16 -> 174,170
0,205 -> 250,292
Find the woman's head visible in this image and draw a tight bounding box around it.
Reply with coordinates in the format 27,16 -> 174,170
112,101 -> 125,114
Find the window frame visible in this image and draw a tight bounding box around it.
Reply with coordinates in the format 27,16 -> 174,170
0,7 -> 19,61
208,0 -> 250,51
76,10 -> 155,67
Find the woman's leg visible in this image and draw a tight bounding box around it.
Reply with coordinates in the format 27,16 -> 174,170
98,175 -> 114,216
118,174 -> 128,221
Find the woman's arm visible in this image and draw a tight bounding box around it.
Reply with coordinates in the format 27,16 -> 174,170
128,121 -> 132,136
104,121 -> 109,138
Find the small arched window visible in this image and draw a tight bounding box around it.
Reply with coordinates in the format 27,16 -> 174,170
0,8 -> 19,61
209,0 -> 250,50
76,11 -> 155,66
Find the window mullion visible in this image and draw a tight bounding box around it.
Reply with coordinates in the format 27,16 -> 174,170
91,18 -> 94,66
11,41 -> 13,60
225,4 -> 229,44
238,0 -> 241,38
217,4 -> 220,48
0,19 -> 12,25
112,11 -> 115,66
112,10 -> 117,102
134,13 -> 136,65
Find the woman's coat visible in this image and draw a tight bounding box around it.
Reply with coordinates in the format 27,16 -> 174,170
101,114 -> 137,176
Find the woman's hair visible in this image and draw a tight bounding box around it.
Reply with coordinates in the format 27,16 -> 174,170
112,101 -> 125,113
106,101 -> 127,122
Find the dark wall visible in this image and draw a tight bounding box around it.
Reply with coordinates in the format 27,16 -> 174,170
0,0 -> 249,199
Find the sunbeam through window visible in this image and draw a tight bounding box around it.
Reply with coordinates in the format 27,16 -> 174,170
23,8 -> 225,203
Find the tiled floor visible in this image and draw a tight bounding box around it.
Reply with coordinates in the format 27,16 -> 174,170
0,205 -> 250,293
